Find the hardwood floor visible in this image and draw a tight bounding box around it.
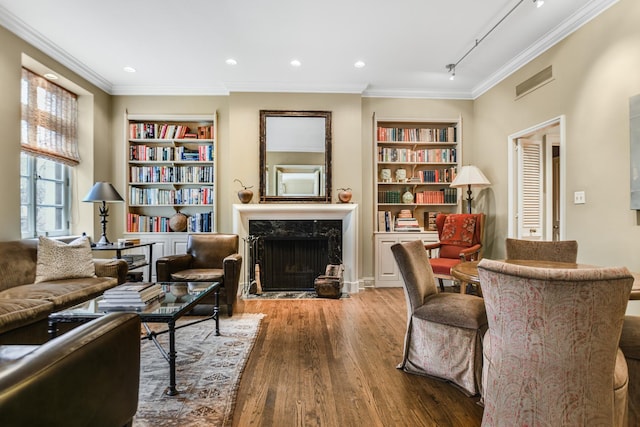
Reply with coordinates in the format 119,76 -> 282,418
232,288 -> 483,426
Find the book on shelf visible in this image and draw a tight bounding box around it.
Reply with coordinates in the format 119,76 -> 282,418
394,216 -> 421,232
423,212 -> 441,231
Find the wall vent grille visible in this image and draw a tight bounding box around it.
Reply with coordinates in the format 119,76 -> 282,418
516,65 -> 553,98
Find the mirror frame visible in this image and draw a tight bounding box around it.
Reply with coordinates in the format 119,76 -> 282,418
260,110 -> 332,203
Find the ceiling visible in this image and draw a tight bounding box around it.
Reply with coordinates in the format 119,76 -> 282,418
0,0 -> 618,99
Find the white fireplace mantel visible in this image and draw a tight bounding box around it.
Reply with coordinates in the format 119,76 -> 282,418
232,203 -> 359,293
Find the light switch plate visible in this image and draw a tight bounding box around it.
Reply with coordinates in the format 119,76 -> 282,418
574,191 -> 586,204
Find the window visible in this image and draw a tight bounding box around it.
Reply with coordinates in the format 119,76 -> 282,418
20,153 -> 70,237
20,68 -> 79,238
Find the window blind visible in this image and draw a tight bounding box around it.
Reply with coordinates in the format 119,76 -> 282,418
20,68 -> 80,166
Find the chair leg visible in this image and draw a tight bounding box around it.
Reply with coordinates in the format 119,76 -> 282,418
227,304 -> 233,317
438,278 -> 445,292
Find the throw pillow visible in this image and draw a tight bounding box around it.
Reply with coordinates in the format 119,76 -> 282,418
35,236 -> 97,283
440,214 -> 477,247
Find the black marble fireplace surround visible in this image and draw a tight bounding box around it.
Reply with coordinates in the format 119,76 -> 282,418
249,220 -> 342,291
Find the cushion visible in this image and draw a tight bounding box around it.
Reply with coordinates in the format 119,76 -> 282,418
440,214 -> 477,247
35,236 -> 96,283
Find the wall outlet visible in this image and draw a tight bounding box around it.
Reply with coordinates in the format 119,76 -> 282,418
574,191 -> 586,204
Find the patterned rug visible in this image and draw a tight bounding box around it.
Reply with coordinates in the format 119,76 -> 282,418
133,313 -> 264,427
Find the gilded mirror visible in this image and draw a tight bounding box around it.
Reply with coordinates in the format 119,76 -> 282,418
260,110 -> 332,203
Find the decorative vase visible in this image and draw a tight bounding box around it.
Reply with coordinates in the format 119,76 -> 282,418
396,168 -> 407,182
169,212 -> 188,232
380,168 -> 391,182
238,189 -> 253,204
402,190 -> 414,204
338,188 -> 352,203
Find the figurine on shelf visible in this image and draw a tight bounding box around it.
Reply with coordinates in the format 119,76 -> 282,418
380,168 -> 392,183
402,188 -> 414,204
234,179 -> 253,204
396,168 -> 407,183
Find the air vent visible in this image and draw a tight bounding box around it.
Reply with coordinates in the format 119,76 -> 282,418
516,66 -> 553,98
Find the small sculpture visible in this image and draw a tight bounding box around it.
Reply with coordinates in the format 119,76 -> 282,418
337,188 -> 353,203
234,179 -> 253,204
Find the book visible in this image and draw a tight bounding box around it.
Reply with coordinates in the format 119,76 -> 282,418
103,283 -> 163,303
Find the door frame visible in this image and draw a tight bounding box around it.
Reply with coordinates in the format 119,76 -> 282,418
507,115 -> 566,240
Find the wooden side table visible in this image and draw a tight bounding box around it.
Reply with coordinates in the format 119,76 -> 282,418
92,242 -> 155,281
450,261 -> 481,296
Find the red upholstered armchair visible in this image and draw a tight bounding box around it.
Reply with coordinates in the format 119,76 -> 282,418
424,213 -> 485,292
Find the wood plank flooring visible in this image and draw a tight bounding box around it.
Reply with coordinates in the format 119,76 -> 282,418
232,288 -> 483,426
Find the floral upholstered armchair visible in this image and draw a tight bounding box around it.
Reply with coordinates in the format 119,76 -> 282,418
424,213 -> 485,292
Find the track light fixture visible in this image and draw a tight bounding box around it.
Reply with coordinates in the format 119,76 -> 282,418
445,0 -> 542,79
446,64 -> 456,80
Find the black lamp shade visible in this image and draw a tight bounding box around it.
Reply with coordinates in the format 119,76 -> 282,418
83,182 -> 124,202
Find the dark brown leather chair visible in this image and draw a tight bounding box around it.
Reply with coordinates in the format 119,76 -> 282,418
0,312 -> 141,427
156,234 -> 242,316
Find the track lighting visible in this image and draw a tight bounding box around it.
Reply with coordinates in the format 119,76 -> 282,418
445,0 -> 541,79
446,64 -> 456,81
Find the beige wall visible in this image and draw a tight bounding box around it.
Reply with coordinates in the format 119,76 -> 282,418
2,0 -> 640,281
0,25 -> 112,241
472,0 -> 640,269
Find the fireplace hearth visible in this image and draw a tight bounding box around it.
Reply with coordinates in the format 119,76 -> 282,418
249,220 -> 342,291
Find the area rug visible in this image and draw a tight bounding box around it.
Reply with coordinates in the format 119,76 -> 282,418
243,290 -> 349,299
133,313 -> 264,427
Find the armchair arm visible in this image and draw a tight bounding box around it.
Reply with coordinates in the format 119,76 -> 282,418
424,242 -> 441,258
459,244 -> 482,261
0,313 -> 141,426
94,258 -> 129,285
156,253 -> 193,281
222,253 -> 243,306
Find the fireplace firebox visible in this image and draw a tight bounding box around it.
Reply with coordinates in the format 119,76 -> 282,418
249,220 -> 342,291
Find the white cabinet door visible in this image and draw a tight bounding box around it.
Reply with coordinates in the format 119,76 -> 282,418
374,232 -> 437,287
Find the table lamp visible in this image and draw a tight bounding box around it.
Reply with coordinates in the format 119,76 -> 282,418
450,165 -> 491,214
83,182 -> 124,246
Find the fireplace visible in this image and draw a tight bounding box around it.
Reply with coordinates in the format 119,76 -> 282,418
232,204 -> 359,294
249,220 -> 342,291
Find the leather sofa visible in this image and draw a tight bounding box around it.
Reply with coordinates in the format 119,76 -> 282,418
0,239 -> 128,344
0,312 -> 141,427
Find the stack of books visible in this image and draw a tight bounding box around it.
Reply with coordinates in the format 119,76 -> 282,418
394,216 -> 421,232
98,283 -> 164,311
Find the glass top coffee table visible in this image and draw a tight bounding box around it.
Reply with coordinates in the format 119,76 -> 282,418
48,281 -> 220,396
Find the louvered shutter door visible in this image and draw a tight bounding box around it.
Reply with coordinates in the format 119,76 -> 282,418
517,139 -> 543,238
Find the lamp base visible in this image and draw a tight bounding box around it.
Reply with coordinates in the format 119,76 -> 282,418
95,235 -> 110,246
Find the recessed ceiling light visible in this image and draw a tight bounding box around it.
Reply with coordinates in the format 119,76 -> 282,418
225,58 -> 237,65
354,61 -> 366,69
43,73 -> 58,80
290,59 -> 302,67
123,66 -> 136,73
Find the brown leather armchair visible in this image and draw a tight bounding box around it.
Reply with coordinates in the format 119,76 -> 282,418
156,234 -> 242,316
0,312 -> 141,427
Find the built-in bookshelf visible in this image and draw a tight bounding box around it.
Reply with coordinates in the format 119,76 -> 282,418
374,114 -> 461,233
125,113 -> 217,236
373,114 -> 462,286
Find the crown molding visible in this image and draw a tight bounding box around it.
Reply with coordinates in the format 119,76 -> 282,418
471,0 -> 620,99
0,0 -> 619,98
0,4 -> 113,93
